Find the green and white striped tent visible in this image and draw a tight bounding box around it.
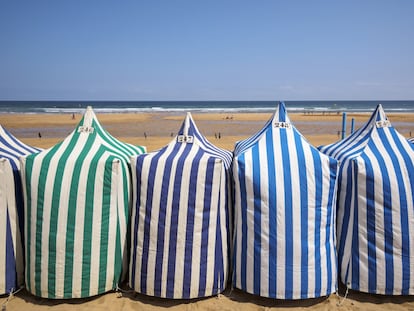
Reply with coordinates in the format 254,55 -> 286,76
20,107 -> 145,299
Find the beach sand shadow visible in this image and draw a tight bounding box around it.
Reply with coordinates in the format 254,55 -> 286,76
8,282 -> 414,309
13,288 -> 111,306
337,281 -> 414,305
225,287 -> 331,308
122,290 -> 212,308
121,287 -> 331,309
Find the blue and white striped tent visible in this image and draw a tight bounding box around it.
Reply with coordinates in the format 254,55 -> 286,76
232,102 -> 338,299
409,137 -> 414,144
20,107 -> 145,299
319,104 -> 414,295
130,113 -> 232,299
0,125 -> 40,294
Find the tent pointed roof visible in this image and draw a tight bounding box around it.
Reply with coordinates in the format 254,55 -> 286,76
164,112 -> 232,167
0,125 -> 40,167
319,104 -> 393,161
177,112 -> 197,137
38,106 -> 145,161
234,101 -> 311,155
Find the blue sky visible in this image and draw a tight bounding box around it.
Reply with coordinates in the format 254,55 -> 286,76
1,1 -> 414,100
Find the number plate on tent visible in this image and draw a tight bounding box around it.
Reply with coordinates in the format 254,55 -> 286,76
274,122 -> 291,129
78,126 -> 95,134
376,120 -> 391,128
177,135 -> 194,143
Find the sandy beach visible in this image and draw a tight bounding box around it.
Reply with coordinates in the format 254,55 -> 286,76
2,286 -> 414,311
1,111 -> 413,151
1,111 -> 414,310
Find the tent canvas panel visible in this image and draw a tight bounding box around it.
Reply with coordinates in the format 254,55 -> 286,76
337,132 -> 414,294
130,113 -> 231,299
21,107 -> 145,299
0,126 -> 39,295
320,105 -> 414,295
0,160 -> 24,294
233,103 -> 338,299
22,150 -> 129,298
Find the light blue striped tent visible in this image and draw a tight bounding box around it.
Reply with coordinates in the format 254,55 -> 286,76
130,113 -> 232,299
0,125 -> 40,294
20,107 -> 145,299
319,104 -> 414,295
233,102 -> 338,299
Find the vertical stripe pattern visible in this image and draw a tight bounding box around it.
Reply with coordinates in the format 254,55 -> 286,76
130,113 -> 232,299
20,107 -> 145,299
319,104 -> 414,295
233,102 -> 338,299
0,125 -> 39,294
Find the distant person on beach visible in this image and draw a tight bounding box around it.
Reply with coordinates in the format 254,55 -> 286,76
38,132 -> 42,139
72,113 -> 75,120
144,132 -> 147,139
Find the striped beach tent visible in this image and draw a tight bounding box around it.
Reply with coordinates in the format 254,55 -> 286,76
130,113 -> 232,299
20,107 -> 145,299
409,137 -> 414,144
0,126 -> 40,294
232,102 -> 339,299
319,104 -> 414,295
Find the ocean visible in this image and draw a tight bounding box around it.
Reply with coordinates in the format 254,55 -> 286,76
1,100 -> 414,114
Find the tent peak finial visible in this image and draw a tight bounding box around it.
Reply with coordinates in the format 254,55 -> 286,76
183,112 -> 193,136
271,101 -> 290,123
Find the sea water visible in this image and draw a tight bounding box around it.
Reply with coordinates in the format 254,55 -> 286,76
1,100 -> 414,114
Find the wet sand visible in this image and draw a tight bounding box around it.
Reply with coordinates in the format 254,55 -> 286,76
1,111 -> 413,151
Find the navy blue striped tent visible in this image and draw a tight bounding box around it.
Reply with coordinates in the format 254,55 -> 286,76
20,107 -> 145,298
130,113 -> 232,299
319,104 -> 414,295
0,125 -> 40,294
232,102 -> 339,299
409,137 -> 414,144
